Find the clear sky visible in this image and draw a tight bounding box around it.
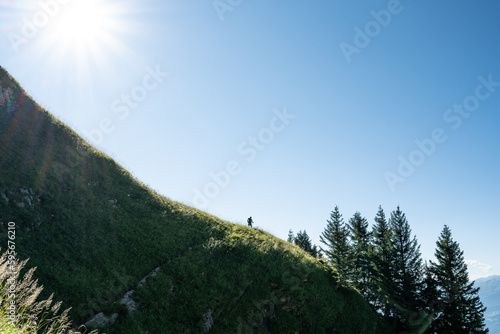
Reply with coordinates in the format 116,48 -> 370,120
1,0 -> 500,279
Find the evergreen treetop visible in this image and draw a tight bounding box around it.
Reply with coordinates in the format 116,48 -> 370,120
429,225 -> 488,333
349,211 -> 372,297
371,206 -> 395,319
388,206 -> 424,331
320,206 -> 353,284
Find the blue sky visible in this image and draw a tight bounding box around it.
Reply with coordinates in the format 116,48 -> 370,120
1,0 -> 500,279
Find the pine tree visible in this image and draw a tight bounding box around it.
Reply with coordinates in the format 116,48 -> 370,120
295,230 -> 311,253
429,225 -> 488,333
349,211 -> 372,298
371,206 -> 395,318
320,206 -> 353,284
311,244 -> 320,258
420,264 -> 440,333
288,229 -> 320,257
388,206 -> 424,332
294,230 -> 319,258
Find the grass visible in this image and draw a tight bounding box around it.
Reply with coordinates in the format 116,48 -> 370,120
0,65 -> 391,333
0,251 -> 97,334
110,226 -> 385,333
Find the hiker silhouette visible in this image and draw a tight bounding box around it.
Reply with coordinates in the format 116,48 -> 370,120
247,216 -> 253,228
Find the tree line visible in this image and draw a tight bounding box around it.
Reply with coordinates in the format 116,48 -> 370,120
287,205 -> 488,333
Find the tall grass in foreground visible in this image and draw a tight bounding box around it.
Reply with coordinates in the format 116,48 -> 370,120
0,250 -> 97,334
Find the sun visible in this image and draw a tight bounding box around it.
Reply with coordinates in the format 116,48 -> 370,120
38,0 -> 133,77
49,0 -> 123,53
54,0 -> 111,44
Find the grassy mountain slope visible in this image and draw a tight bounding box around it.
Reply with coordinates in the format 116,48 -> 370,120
0,66 -> 390,333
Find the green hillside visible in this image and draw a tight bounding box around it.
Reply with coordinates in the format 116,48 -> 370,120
0,66 -> 390,333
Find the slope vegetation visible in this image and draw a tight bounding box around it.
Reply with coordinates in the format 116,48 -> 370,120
0,66 -> 389,333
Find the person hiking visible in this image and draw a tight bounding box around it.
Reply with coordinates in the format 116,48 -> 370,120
247,216 -> 253,228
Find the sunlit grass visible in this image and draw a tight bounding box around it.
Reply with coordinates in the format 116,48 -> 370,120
0,251 -> 97,334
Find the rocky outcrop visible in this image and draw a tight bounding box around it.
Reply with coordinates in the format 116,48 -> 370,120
203,309 -> 214,334
0,188 -> 41,209
84,312 -> 119,328
138,267 -> 160,287
0,86 -> 16,113
120,290 -> 138,315
85,266 -> 162,328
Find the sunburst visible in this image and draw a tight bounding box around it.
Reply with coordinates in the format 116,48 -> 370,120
50,1 -> 128,63
26,0 -> 139,87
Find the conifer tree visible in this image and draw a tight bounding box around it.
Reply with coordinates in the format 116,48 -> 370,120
388,206 -> 424,332
419,264 -> 440,333
429,225 -> 488,333
349,211 -> 372,298
295,230 -> 311,253
294,230 -> 320,258
311,244 -> 320,258
371,206 -> 395,318
288,229 -> 320,257
320,206 -> 353,284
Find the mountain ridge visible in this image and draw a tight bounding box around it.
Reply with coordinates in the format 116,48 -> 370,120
476,275 -> 500,333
